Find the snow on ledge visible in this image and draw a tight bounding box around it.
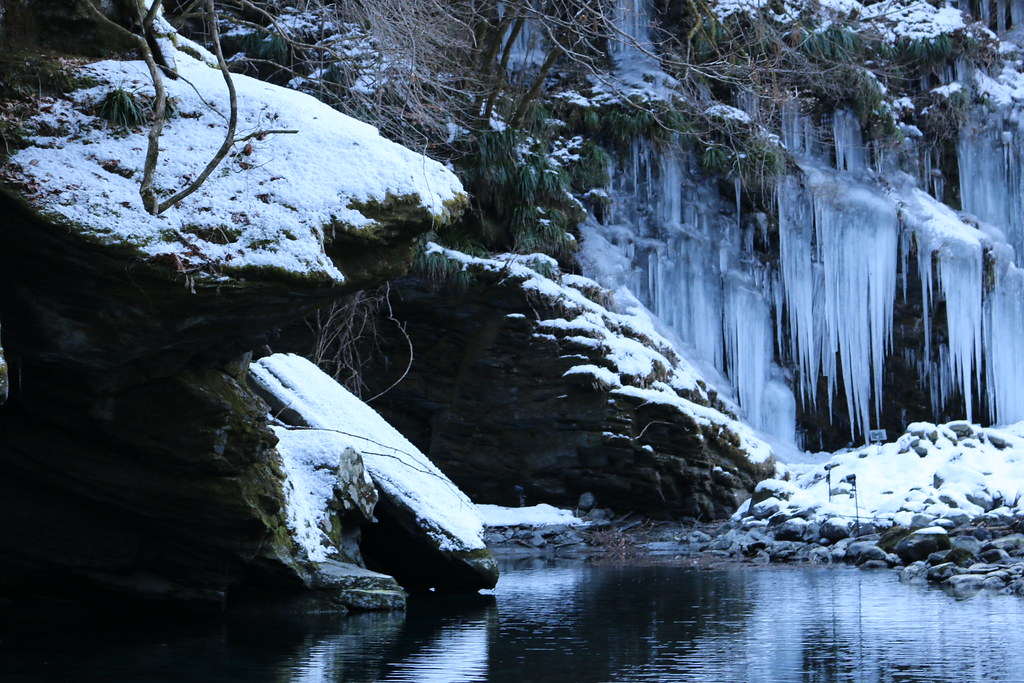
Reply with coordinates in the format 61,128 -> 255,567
477,504 -> 586,528
6,49 -> 464,281
250,353 -> 486,552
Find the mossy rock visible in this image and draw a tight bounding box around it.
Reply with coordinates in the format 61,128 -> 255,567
877,525 -> 912,553
944,546 -> 977,567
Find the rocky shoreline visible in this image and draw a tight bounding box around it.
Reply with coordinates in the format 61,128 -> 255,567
483,507 -> 1024,597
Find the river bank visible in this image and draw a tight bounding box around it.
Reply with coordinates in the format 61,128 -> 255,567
482,502 -> 1024,597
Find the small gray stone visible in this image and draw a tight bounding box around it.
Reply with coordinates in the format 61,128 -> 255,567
988,434 -> 1008,449
989,534 -> 1024,552
948,422 -> 974,438
859,559 -> 889,570
945,574 -> 986,593
689,530 -> 712,544
951,535 -> 982,555
807,546 -> 832,564
911,513 -> 936,528
752,497 -> 781,520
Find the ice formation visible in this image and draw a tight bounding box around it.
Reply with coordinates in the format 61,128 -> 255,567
579,0 -> 1024,444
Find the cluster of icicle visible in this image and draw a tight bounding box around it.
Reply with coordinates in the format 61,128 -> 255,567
505,0 -> 1024,444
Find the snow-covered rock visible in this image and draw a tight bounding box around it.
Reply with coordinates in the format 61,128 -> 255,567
3,47 -> 465,281
249,353 -> 498,590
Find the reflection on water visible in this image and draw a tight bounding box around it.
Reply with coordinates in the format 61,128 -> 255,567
4,559 -> 1024,681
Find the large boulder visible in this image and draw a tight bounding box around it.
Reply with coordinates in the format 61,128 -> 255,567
895,527 -> 952,564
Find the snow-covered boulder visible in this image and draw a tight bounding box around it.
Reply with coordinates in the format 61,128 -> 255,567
249,353 -> 498,591
2,47 -> 465,282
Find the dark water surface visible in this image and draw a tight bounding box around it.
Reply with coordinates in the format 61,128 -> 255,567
4,558 -> 1024,681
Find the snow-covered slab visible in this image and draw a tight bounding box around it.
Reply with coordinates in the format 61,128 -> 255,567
477,503 -> 586,528
273,427 -> 377,562
4,47 -> 464,280
250,353 -> 487,553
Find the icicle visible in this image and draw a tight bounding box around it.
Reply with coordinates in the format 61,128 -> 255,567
958,113 -> 1024,268
777,175 -> 820,407
723,280 -> 772,431
1013,0 -> 1024,29
984,258 -> 1024,423
777,165 -> 898,439
833,110 -> 866,175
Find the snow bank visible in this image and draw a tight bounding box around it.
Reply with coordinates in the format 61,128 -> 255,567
250,353 -> 486,552
5,47 -> 464,280
741,421 -> 1024,528
477,504 -> 586,528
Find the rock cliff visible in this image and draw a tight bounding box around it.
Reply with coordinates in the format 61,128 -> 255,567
0,7 -> 483,610
346,247 -> 775,520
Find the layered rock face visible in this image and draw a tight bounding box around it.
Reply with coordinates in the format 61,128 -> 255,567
349,250 -> 774,520
0,13 -> 476,608
0,191 -> 404,608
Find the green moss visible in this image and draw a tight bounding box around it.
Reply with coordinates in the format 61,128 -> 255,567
877,525 -> 912,553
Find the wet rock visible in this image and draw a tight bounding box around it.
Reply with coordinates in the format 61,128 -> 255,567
310,561 -> 406,612
945,574 -> 986,593
820,518 -> 852,542
860,559 -> 890,570
979,548 -> 1011,564
894,528 -> 951,564
900,561 -> 929,584
982,575 -> 1008,591
927,562 -> 963,582
846,540 -> 883,564
944,547 -> 979,567
775,518 -> 808,542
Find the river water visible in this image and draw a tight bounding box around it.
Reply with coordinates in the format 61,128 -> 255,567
5,558 -> 1024,681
